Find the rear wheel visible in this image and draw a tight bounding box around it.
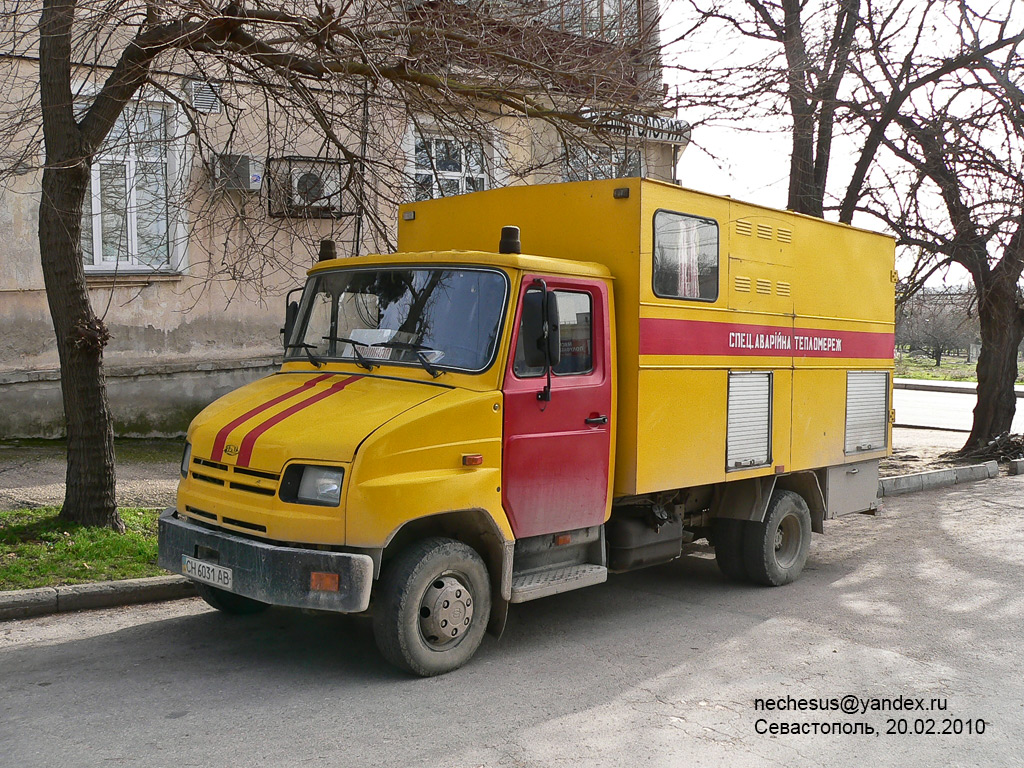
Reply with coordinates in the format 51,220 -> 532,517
713,518 -> 750,582
373,537 -> 491,677
195,583 -> 270,615
743,490 -> 812,586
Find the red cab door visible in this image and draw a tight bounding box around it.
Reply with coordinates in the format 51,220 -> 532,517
501,276 -> 613,539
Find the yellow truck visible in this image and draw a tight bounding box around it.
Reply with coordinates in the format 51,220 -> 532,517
159,178 -> 895,675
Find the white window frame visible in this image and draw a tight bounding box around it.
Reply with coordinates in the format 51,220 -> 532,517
77,84 -> 190,274
403,125 -> 503,201
542,0 -> 642,41
563,141 -> 644,182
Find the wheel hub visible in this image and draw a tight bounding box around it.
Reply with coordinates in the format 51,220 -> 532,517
773,512 -> 801,568
419,575 -> 474,648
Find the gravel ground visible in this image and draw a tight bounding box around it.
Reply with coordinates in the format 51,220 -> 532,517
0,428 -> 974,511
0,440 -> 180,511
879,428 -> 968,477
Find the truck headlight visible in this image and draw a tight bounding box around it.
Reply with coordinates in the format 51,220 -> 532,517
281,464 -> 345,506
180,442 -> 192,478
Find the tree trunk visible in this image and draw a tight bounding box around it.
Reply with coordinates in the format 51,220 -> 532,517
963,273 -> 1024,452
39,0 -> 123,531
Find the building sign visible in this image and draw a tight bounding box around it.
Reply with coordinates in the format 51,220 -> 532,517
584,112 -> 692,147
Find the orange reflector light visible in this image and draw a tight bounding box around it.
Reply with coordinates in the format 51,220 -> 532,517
310,572 -> 340,592
462,454 -> 484,466
554,534 -> 571,546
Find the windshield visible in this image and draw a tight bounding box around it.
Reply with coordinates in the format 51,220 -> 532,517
286,267 -> 509,373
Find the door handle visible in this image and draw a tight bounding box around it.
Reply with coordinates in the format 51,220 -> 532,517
585,415 -> 609,425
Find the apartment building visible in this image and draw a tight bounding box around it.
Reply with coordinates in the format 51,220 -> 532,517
0,0 -> 690,438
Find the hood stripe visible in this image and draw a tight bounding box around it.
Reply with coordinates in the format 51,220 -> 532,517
211,373 -> 336,462
236,375 -> 364,467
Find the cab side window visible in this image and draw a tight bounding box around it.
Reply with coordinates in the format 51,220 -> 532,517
513,290 -> 593,378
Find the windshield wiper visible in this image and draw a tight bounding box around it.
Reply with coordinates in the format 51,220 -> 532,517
372,340 -> 445,379
321,335 -> 378,372
285,343 -> 325,368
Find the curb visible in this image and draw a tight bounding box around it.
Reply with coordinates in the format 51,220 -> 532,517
892,423 -> 970,434
893,379 -> 1024,398
0,575 -> 196,621
878,460 -> 999,498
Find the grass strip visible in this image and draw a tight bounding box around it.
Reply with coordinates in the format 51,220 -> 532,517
0,507 -> 164,591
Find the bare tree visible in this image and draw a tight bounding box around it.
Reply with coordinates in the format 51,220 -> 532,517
0,0 -> 664,529
668,0 -> 1023,449
852,3 -> 1024,450
668,0 -> 1022,220
896,287 -> 977,366
667,0 -> 862,216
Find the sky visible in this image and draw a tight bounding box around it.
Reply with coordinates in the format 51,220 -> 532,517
655,0 -> 975,287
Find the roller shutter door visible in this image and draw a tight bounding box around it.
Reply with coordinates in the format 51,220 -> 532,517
845,371 -> 888,453
726,372 -> 772,470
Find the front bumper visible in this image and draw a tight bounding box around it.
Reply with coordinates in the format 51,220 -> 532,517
158,508 -> 374,613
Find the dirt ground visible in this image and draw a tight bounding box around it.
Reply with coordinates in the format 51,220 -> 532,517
878,427 -> 969,477
0,428 -> 977,511
0,440 -> 180,511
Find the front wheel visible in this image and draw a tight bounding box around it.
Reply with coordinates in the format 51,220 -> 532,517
373,537 -> 491,676
743,490 -> 812,586
195,583 -> 270,615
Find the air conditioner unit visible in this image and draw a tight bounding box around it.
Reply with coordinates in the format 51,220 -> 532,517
191,81 -> 222,114
214,154 -> 264,192
289,163 -> 344,216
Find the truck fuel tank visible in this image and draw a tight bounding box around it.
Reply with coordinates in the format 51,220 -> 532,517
606,515 -> 685,572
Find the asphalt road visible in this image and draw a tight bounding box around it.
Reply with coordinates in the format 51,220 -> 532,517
3,477 -> 1023,767
894,386 -> 1024,432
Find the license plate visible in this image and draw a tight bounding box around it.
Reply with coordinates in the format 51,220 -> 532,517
182,555 -> 233,590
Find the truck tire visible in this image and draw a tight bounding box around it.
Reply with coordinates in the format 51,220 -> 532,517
743,490 -> 811,586
713,518 -> 750,582
195,583 -> 270,615
373,537 -> 491,677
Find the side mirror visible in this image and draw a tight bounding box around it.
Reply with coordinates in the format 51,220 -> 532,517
521,290 -> 560,368
283,300 -> 299,346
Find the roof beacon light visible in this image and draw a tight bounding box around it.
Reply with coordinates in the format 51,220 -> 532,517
499,226 -> 521,255
319,239 -> 337,261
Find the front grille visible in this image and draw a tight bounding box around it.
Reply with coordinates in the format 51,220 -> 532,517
194,458 -> 228,471
185,506 -> 217,521
192,472 -> 225,486
223,516 -> 268,533
233,466 -> 279,481
189,455 -> 281,497
183,455 -> 285,534
229,481 -> 275,496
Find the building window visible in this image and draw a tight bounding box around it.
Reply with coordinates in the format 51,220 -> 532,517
411,135 -> 488,200
652,210 -> 719,301
81,103 -> 174,271
542,0 -> 641,42
564,143 -> 641,182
